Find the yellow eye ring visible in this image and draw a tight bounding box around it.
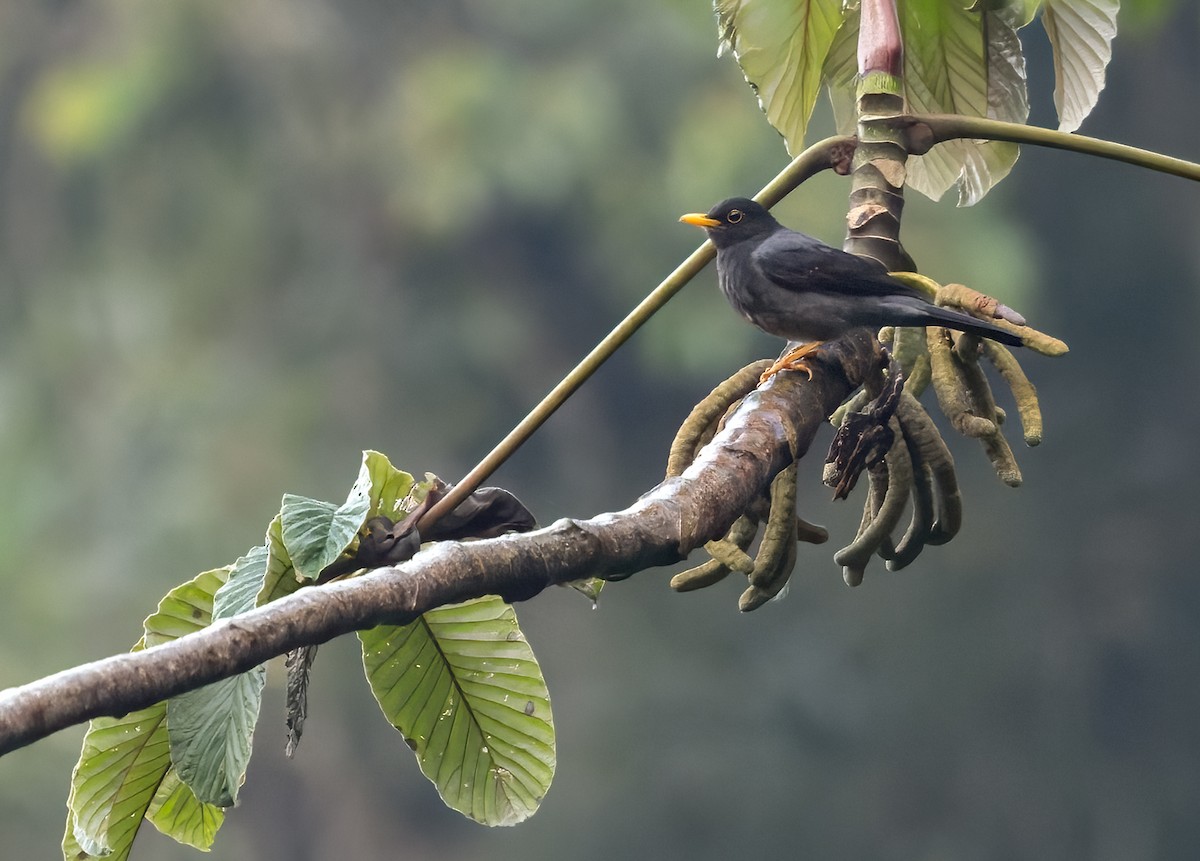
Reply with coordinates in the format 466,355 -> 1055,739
727,210 -> 743,224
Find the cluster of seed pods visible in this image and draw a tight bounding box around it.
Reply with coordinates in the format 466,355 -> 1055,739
666,277 -> 1067,602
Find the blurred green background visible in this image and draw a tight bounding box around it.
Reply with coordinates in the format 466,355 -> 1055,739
2,1 -> 1199,858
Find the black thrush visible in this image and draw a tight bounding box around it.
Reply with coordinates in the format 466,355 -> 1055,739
680,197 -> 1023,380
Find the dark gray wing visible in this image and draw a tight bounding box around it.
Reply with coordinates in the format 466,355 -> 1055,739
750,229 -> 924,300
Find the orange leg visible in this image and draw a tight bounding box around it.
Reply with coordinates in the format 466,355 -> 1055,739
759,341 -> 824,384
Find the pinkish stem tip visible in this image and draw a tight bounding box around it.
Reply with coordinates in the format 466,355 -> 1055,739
858,0 -> 903,78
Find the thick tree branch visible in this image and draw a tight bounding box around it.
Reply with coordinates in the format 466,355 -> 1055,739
0,333 -> 877,758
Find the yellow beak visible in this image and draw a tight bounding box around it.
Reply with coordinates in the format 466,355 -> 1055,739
679,213 -> 721,228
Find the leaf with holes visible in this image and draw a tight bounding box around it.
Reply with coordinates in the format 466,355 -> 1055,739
359,449 -> 418,521
359,596 -> 555,826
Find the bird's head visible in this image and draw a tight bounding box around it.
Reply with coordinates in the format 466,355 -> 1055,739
679,197 -> 781,248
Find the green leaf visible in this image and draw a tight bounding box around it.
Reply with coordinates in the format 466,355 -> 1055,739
898,1 -> 1027,205
214,542 -> 270,619
258,514 -> 303,605
64,569 -> 228,860
167,551 -> 269,808
359,449 -> 417,521
65,702 -> 172,860
143,567 -> 231,647
280,492 -> 364,581
360,596 -> 555,826
145,768 -> 225,850
565,577 -> 605,603
166,665 -> 266,807
903,1 -> 983,199
278,451 -> 410,581
715,0 -> 848,151
744,0 -> 1027,206
824,14 -> 860,136
1041,0 -> 1118,133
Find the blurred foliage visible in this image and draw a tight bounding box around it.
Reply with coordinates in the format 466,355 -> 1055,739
1,1 -> 1199,860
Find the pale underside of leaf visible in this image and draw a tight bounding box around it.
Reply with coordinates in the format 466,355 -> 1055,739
1041,0 -> 1118,133
360,596 -> 555,827
65,569 -> 228,860
822,2 -> 1027,205
145,766 -> 225,849
725,1 -> 1030,205
360,449 -> 417,521
716,0 -> 847,150
905,1 -> 1005,205
66,704 -> 172,860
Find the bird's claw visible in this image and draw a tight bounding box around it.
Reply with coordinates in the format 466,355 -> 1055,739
759,342 -> 823,384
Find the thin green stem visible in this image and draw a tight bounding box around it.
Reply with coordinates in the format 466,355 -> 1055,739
889,113 -> 1200,182
417,135 -> 856,532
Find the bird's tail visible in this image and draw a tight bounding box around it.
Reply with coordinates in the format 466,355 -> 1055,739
906,302 -> 1024,348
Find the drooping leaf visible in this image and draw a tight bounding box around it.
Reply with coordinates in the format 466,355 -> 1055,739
360,596 -> 555,826
714,0 -> 848,150
145,770 -> 225,851
167,555 -> 269,808
166,666 -> 266,808
987,8 -> 1030,124
285,645 -> 320,757
565,577 -> 605,603
65,702 -> 172,860
274,453 -> 421,754
724,0 -> 1034,204
1041,0 -> 1118,133
420,485 -> 538,542
64,569 -> 228,860
902,0 -> 1025,205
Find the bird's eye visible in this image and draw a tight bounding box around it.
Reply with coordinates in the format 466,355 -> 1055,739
727,210 -> 743,224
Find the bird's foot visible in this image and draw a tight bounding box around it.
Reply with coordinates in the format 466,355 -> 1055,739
759,342 -> 824,384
